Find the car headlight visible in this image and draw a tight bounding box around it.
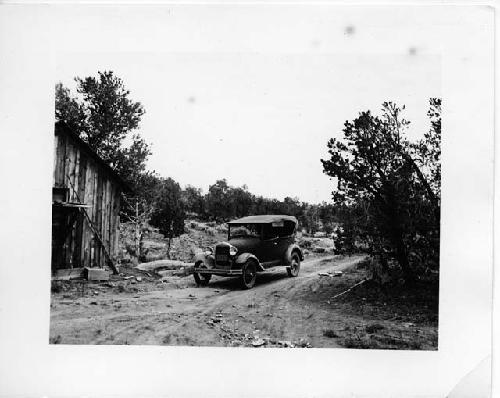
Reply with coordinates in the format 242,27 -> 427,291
229,245 -> 238,256
204,247 -> 214,256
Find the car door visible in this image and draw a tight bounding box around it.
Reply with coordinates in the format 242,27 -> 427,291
260,223 -> 286,266
275,220 -> 297,263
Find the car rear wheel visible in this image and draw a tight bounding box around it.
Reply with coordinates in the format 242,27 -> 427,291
287,253 -> 300,277
240,260 -> 257,289
193,263 -> 211,286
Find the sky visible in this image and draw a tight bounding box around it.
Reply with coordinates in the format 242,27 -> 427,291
54,5 -> 441,204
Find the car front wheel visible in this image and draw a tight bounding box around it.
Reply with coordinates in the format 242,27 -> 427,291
240,260 -> 257,289
287,253 -> 300,277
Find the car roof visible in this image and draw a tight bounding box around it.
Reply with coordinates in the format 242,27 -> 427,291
228,215 -> 298,225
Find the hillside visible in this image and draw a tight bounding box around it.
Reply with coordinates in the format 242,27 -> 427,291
118,219 -> 337,266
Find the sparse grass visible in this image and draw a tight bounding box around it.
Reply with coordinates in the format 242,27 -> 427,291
50,335 -> 62,344
51,282 -> 62,294
162,334 -> 172,344
292,259 -> 438,350
323,329 -> 339,338
365,323 -> 385,334
117,285 -> 126,293
341,279 -> 440,325
342,335 -> 374,349
339,332 -> 424,350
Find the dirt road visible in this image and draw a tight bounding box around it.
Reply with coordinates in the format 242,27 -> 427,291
50,255 -> 371,347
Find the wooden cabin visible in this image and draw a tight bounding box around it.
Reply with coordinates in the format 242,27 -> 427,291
52,122 -> 130,273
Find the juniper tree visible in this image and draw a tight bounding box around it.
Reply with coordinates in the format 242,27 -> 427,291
321,100 -> 441,283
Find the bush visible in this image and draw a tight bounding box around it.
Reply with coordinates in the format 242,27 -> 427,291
365,323 -> 385,334
323,329 -> 338,338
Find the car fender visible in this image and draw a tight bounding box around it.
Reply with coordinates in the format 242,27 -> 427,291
284,244 -> 304,265
194,253 -> 215,268
234,253 -> 264,272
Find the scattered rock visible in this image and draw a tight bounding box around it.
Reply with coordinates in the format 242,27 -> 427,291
136,276 -> 142,282
90,301 -> 98,305
278,340 -> 292,347
297,338 -> 311,348
252,338 -> 266,347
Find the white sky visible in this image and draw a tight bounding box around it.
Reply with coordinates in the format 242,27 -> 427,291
54,5 -> 441,204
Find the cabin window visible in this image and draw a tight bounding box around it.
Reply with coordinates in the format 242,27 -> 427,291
52,187 -> 70,203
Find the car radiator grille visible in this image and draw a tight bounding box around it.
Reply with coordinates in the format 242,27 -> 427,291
215,245 -> 231,268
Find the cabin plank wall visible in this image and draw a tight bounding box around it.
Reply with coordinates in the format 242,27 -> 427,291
52,132 -> 124,271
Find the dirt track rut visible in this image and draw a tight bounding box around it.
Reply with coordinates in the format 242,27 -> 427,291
50,255 -> 367,347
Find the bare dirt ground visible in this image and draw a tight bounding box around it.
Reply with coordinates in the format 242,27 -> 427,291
50,254 -> 438,349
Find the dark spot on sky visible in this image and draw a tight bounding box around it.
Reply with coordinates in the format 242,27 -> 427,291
409,47 -> 417,56
311,39 -> 321,48
344,25 -> 355,36
187,96 -> 196,103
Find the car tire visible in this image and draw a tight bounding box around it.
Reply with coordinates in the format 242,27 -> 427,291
287,252 -> 301,277
193,263 -> 211,286
240,260 -> 257,289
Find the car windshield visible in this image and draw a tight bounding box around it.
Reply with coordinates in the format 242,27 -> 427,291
229,224 -> 261,239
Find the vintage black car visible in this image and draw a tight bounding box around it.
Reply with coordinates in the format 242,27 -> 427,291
193,215 -> 304,289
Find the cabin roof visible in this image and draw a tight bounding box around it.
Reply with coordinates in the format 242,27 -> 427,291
228,215 -> 298,225
55,122 -> 133,193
